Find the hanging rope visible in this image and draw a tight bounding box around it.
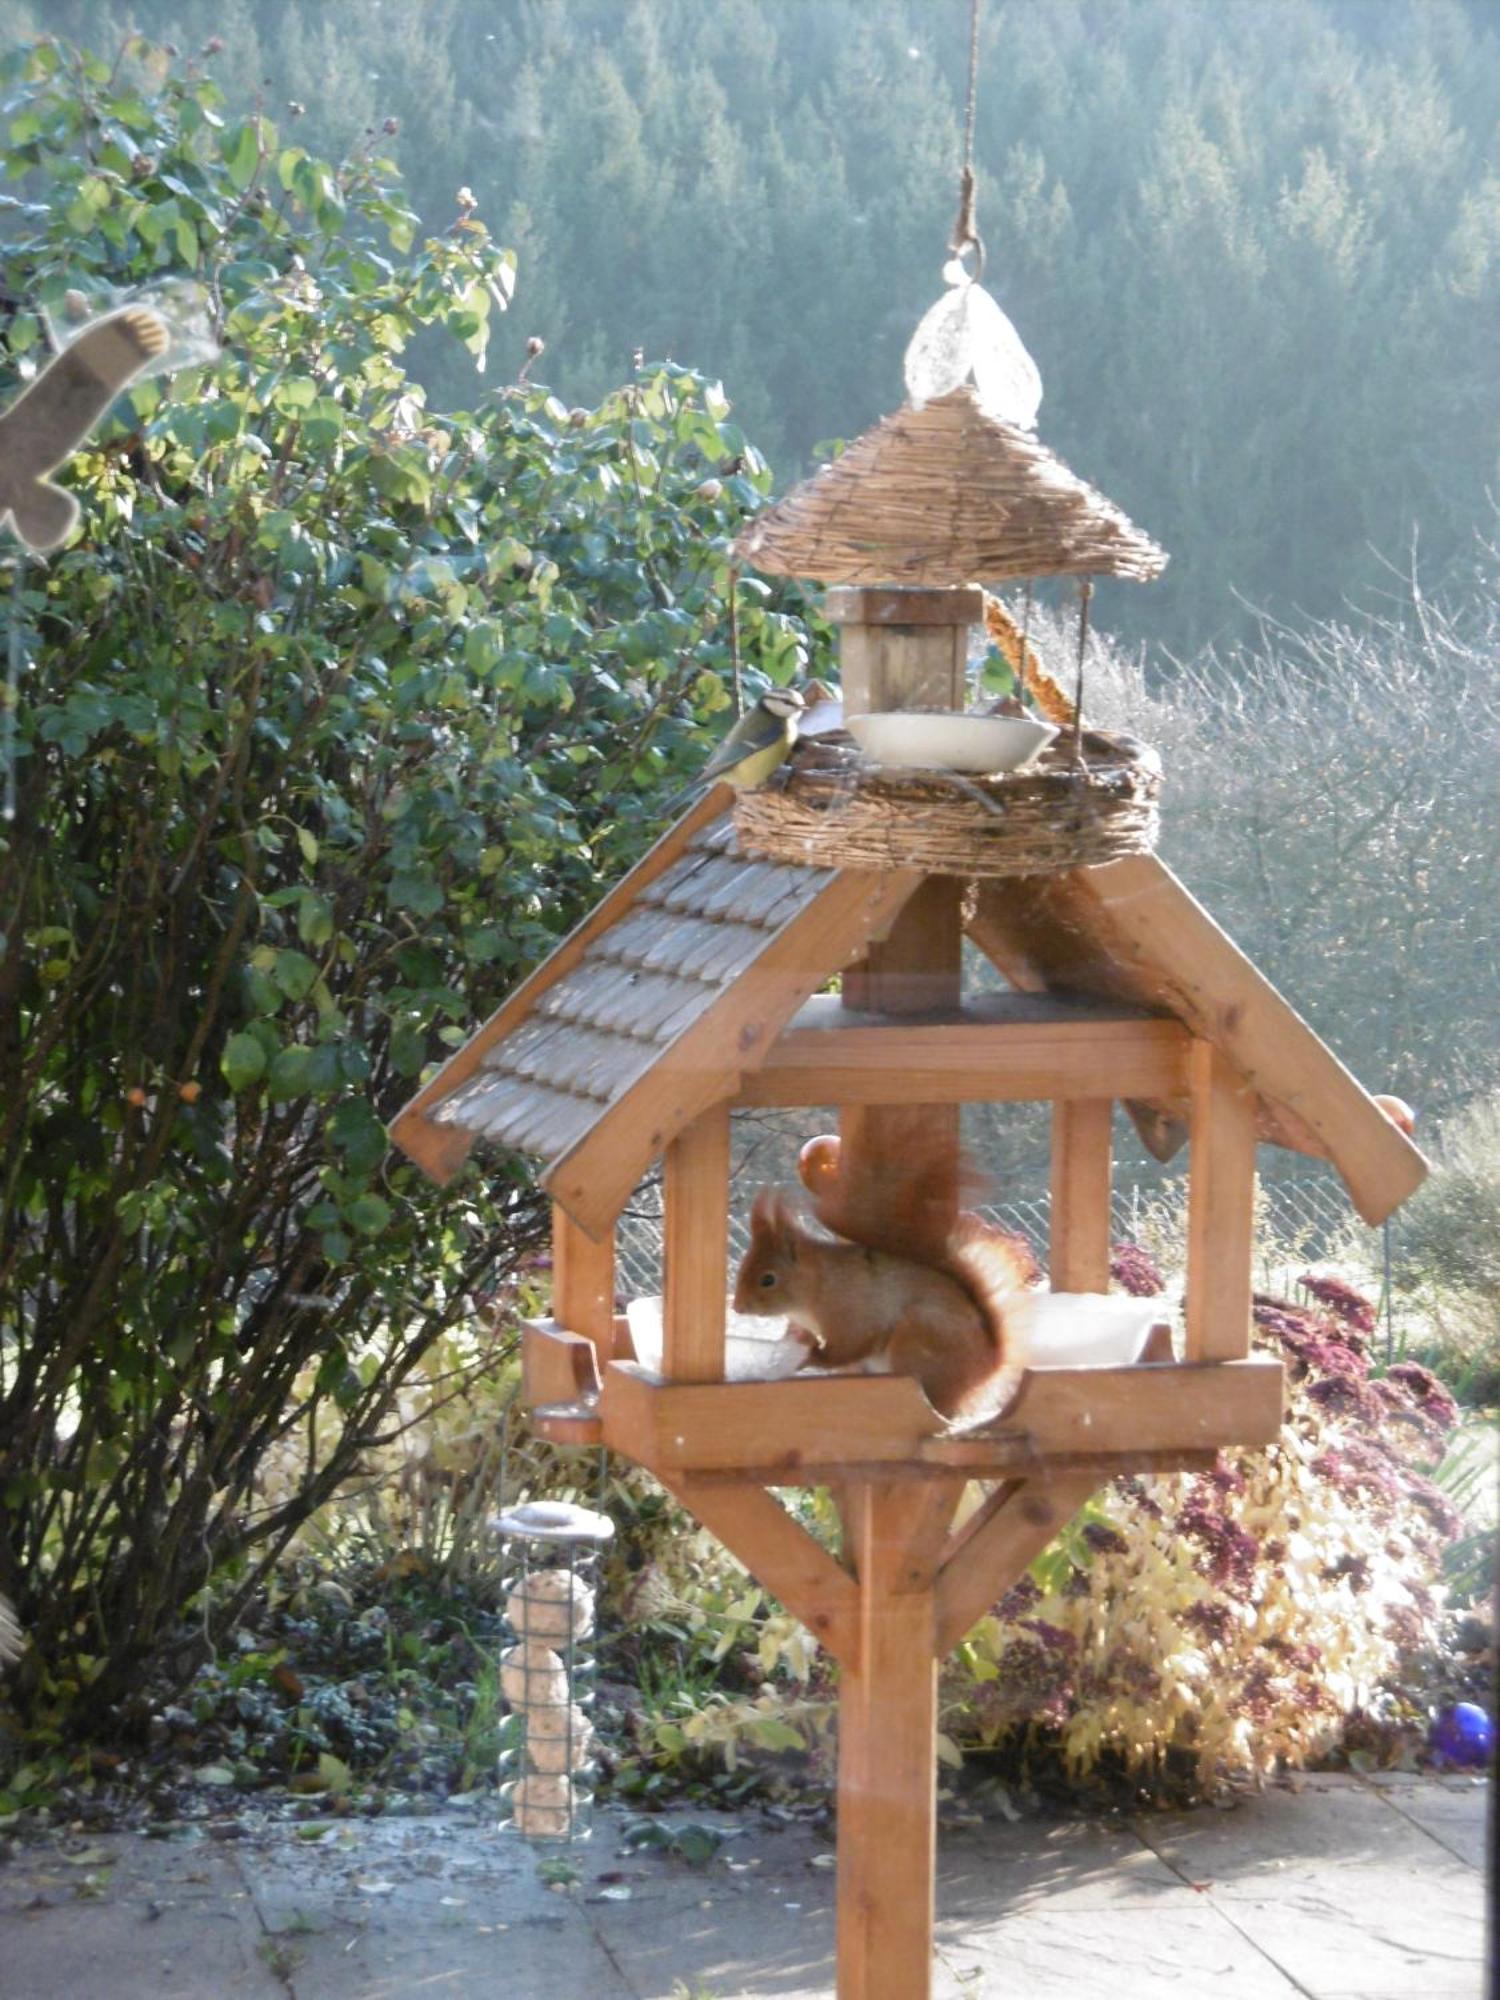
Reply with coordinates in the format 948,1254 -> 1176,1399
727,563 -> 743,717
949,0 -> 985,278
1072,578 -> 1093,759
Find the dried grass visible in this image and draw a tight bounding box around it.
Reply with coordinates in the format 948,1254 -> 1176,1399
733,388 -> 1168,586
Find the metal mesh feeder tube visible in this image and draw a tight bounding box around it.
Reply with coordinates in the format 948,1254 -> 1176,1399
494,1499 -> 614,1843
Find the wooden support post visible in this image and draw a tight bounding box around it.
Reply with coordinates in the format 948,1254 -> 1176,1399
1049,1098 -> 1114,1292
833,586 -> 976,1255
841,879 -> 964,1245
934,1472 -> 1100,1657
660,1475 -> 861,1669
837,1481 -> 943,2000
662,1101 -> 730,1381
1185,1040 -> 1258,1361
550,1203 -> 616,1370
827,587 -> 982,720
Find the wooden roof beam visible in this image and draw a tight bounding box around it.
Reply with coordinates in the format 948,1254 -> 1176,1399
543,866 -> 924,1237
735,1000 -> 1190,1107
970,856 -> 1428,1224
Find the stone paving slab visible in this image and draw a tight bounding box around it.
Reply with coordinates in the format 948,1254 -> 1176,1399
1359,1769 -> 1492,1868
0,1774 -> 1487,1999
0,1836 -> 281,1999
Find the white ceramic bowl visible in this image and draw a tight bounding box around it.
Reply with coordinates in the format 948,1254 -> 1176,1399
846,710 -> 1057,774
625,1296 -> 809,1381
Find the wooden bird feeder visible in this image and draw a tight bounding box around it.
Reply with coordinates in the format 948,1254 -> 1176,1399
390,390 -> 1429,2000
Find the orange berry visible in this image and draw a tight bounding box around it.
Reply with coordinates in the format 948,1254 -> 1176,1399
125,1086 -> 148,1107
178,1080 -> 202,1103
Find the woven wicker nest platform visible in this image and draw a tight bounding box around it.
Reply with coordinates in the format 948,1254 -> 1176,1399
734,730 -> 1161,879
732,387 -> 1167,587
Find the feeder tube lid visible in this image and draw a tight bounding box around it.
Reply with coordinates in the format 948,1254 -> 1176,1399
495,1499 -> 616,1545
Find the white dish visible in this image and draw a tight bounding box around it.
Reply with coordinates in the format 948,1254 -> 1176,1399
625,1296 -> 808,1381
846,710 -> 1057,774
1007,1292 -> 1169,1367
624,1290 -> 1167,1381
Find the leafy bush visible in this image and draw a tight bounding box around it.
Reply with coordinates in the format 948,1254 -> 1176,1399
0,37 -> 812,1728
1390,1093 -> 1500,1404
938,1282 -> 1462,1791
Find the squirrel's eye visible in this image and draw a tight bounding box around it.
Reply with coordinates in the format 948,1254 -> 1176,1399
758,1270 -> 778,1289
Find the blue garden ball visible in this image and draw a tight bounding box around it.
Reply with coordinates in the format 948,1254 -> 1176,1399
1429,1702 -> 1494,1767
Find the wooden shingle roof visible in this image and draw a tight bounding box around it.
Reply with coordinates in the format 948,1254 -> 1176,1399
391,790 -> 920,1232
394,797 -> 1427,1236
430,821 -> 839,1161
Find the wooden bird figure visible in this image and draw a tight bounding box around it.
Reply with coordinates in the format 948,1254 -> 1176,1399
0,304 -> 171,552
662,684 -> 805,812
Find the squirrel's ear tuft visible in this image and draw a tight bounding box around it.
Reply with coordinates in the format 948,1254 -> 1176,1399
749,1187 -> 776,1235
767,1187 -> 801,1255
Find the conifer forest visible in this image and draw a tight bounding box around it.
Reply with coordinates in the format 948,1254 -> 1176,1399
11,0 -> 1499,650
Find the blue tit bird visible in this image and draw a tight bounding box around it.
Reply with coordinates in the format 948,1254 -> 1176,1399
662,685 -> 806,813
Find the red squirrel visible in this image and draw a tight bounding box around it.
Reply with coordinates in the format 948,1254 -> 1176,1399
732,1135 -> 1031,1422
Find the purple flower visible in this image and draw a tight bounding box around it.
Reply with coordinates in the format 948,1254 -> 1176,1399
1297,1274 -> 1378,1336
1321,1552 -> 1373,1591
1183,1602 -> 1234,1644
1204,1452 -> 1247,1496
1110,1241 -> 1165,1297
1021,1618 -> 1079,1656
1384,1363 -> 1460,1435
1240,1664 -> 1276,1720
1114,1655 -> 1162,1698
1404,1476 -> 1464,1543
1254,1296 -> 1370,1379
994,1636 -> 1074,1720
1305,1374 -> 1387,1425
1082,1521 -> 1129,1557
1312,1436 -> 1402,1506
1384,1604 -> 1430,1649
1369,1381 -> 1448,1460
997,1576 -> 1041,1620
1179,1500 -> 1260,1596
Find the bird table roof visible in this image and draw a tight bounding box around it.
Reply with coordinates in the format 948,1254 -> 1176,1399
732,387 -> 1168,588
389,791 -> 920,1233
392,798 -> 1427,1236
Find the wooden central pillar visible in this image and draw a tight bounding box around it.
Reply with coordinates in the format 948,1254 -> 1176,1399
826,586 -> 982,1999
836,1483 -> 945,2000
834,586 -> 978,1239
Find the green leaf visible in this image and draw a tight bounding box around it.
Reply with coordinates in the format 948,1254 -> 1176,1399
224,121 -> 259,192
266,1044 -> 315,1100
327,1098 -> 387,1177
345,1193 -> 392,1237
221,1032 -> 267,1092
272,950 -> 320,1002
317,1752 -> 352,1797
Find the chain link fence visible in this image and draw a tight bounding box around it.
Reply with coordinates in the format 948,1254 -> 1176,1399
615,1171 -> 1381,1307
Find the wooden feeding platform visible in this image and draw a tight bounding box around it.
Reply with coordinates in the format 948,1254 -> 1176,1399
392,557 -> 1427,1996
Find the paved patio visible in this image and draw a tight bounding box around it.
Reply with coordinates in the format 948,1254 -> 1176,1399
0,1770 -> 1489,1998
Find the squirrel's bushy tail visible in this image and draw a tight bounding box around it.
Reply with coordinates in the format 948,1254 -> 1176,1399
942,1214 -> 1033,1424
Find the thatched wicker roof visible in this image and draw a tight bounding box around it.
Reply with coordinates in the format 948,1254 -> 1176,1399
733,387 -> 1167,587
